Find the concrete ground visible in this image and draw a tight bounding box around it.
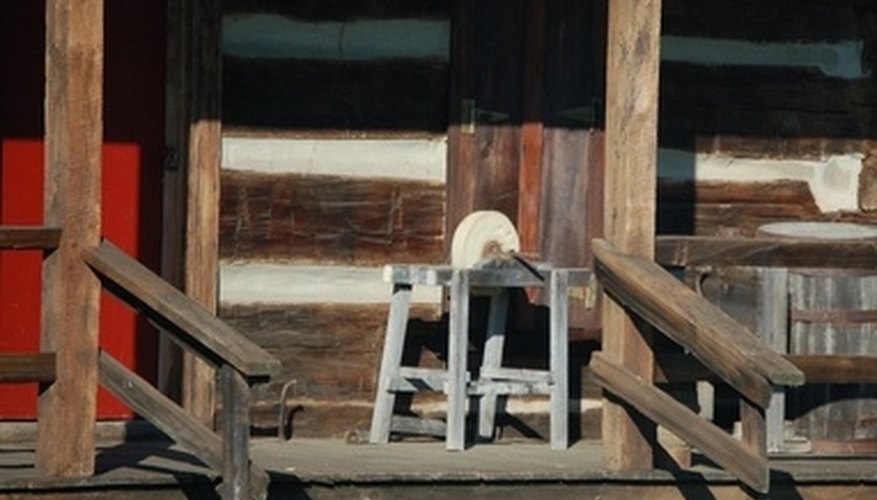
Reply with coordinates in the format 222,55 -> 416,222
2,437 -> 877,498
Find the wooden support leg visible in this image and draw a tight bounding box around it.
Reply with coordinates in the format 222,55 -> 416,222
369,284 -> 413,444
758,268 -> 789,453
740,397 -> 769,492
550,270 -> 569,450
447,270 -> 470,451
220,365 -> 251,500
478,291 -> 509,441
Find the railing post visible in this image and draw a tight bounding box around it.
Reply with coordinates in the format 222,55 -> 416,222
220,364 -> 251,500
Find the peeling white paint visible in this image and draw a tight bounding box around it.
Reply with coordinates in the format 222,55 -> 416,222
220,263 -> 443,305
662,35 -> 866,79
222,137 -> 447,182
223,14 -> 450,60
658,148 -> 863,213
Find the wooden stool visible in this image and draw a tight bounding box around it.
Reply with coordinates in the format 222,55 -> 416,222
368,262 -> 591,451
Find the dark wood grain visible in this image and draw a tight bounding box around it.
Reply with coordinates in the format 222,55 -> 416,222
0,227 -> 61,250
220,172 -> 445,265
0,353 -> 55,383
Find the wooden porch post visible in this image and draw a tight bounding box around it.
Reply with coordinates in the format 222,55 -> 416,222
181,0 -> 222,427
601,0 -> 662,471
36,0 -> 104,476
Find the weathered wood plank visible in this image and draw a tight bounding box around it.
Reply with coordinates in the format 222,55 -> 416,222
0,353 -> 55,383
788,355 -> 877,384
593,239 -> 803,407
98,350 -> 223,470
220,364 -> 259,500
602,0 -> 662,472
220,172 -> 444,265
36,0 -> 103,477
0,227 -> 61,250
590,352 -> 770,493
84,240 -> 280,378
655,236 -> 877,269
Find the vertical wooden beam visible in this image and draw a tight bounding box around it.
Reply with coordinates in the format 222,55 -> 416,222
181,0 -> 222,427
516,0 -> 545,257
220,365 -> 250,500
36,0 -> 103,476
601,0 -> 662,471
158,0 -> 189,404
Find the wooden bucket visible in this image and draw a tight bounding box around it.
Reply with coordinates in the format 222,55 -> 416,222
760,222 -> 877,453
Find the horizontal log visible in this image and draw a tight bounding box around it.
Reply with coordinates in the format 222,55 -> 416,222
593,239 -> 803,407
220,172 -> 444,265
786,355 -> 877,384
98,350 -> 223,470
655,353 -> 877,386
657,202 -> 820,237
223,57 -> 448,133
661,63 -> 877,145
224,0 -> 450,21
0,226 -> 62,250
658,180 -> 817,207
0,353 -> 55,383
655,236 -> 877,269
84,240 -> 280,378
664,2 -> 867,45
590,352 -> 769,493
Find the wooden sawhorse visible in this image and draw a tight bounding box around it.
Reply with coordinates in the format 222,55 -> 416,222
369,262 -> 591,451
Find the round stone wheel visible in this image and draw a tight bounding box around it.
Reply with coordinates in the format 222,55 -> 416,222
450,210 -> 520,269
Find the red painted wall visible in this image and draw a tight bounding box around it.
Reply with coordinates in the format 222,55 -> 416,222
0,2 -> 166,419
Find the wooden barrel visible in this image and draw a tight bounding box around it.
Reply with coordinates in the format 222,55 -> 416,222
759,222 -> 877,453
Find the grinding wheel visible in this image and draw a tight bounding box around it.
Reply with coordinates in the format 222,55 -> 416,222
450,210 -> 520,269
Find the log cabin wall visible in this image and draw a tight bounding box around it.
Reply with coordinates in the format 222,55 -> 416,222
218,0 -> 450,437
659,0 -> 877,236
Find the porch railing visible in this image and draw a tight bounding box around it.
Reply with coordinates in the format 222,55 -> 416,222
591,238 -> 805,493
0,226 -> 60,386
83,240 -> 281,500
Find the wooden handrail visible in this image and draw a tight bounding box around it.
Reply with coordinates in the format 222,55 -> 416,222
0,226 -> 62,250
97,350 -> 270,496
0,353 -> 56,383
593,239 -> 804,407
591,353 -> 769,492
656,235 -> 877,269
83,240 -> 280,378
592,238 -> 809,493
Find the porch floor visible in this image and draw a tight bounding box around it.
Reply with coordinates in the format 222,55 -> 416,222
3,437 -> 877,498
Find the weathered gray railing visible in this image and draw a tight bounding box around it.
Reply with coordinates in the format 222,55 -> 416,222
84,240 -> 280,500
591,238 -> 805,493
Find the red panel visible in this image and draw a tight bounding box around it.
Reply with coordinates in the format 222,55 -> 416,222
0,140 -> 44,419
